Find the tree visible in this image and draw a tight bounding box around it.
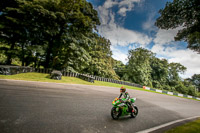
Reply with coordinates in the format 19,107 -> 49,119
150,58 -> 169,89
168,62 -> 187,84
113,59 -> 126,79
0,0 -> 100,69
87,35 -> 119,79
0,0 -> 18,12
0,0 -> 24,65
155,0 -> 200,53
186,74 -> 200,92
183,79 -> 197,96
126,48 -> 154,86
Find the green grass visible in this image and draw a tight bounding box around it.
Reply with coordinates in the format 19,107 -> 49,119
165,118 -> 200,133
0,72 -> 142,90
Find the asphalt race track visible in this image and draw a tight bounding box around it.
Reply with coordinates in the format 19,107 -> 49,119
0,80 -> 200,133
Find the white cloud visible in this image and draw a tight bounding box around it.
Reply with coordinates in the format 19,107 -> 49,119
117,0 -> 140,16
118,7 -> 128,16
142,12 -> 157,32
97,0 -> 152,47
111,46 -> 128,64
153,27 -> 183,45
103,0 -> 118,9
99,0 -> 141,17
99,24 -> 152,46
152,28 -> 200,78
168,49 -> 200,78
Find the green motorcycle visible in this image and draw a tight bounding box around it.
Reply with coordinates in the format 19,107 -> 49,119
111,97 -> 138,120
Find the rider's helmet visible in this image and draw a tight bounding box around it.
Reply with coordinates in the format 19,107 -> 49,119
120,86 -> 126,93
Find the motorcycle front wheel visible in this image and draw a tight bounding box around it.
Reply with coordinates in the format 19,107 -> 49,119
111,107 -> 121,120
131,106 -> 138,118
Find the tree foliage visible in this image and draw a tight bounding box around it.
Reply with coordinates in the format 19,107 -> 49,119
150,58 -> 168,89
155,0 -> 200,53
0,0 -> 119,78
124,47 -> 196,96
87,35 -> 118,79
126,48 -> 154,86
113,60 -> 126,79
186,74 -> 200,92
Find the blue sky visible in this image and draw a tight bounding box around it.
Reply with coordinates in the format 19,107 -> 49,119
87,0 -> 200,78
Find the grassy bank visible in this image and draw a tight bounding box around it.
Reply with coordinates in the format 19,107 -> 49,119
165,118 -> 200,133
0,72 -> 142,90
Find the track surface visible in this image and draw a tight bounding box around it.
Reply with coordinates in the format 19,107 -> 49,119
0,80 -> 200,133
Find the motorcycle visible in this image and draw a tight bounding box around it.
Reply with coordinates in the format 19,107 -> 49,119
111,97 -> 138,120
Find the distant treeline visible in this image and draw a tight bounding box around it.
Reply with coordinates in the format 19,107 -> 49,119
114,48 -> 200,96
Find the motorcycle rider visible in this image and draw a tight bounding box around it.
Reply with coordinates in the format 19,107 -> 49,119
118,86 -> 134,112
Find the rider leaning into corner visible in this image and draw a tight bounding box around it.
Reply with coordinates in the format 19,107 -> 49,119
119,86 -> 134,112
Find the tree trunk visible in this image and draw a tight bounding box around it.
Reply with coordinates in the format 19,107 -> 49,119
45,40 -> 53,68
21,44 -> 25,66
6,41 -> 15,65
34,56 -> 37,68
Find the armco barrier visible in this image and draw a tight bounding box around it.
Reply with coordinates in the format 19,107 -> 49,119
79,74 -> 94,83
143,86 -> 200,101
0,65 -> 34,75
33,69 -> 142,88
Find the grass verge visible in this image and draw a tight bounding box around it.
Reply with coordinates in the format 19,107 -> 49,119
165,118 -> 200,133
0,72 -> 142,90
0,72 -> 199,101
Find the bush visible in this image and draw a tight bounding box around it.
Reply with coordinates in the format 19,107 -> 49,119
163,85 -> 171,91
175,82 -> 188,94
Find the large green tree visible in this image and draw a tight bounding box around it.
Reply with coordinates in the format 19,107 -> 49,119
150,58 -> 169,89
0,0 -> 100,70
186,74 -> 200,92
126,48 -> 154,86
0,0 -> 24,65
87,35 -> 118,79
155,0 -> 200,53
113,59 -> 126,79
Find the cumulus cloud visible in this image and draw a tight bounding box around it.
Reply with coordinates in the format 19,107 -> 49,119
152,28 -> 200,78
117,0 -> 140,16
99,24 -> 152,46
153,27 -> 183,45
97,0 -> 152,47
99,0 -> 141,17
111,46 -> 128,64
142,12 -> 157,32
168,50 -> 200,78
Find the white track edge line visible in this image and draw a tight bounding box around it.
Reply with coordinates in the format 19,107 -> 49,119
136,116 -> 200,133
